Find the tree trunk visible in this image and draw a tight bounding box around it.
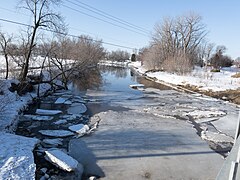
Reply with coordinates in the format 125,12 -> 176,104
4,53 -> 8,79
21,26 -> 38,81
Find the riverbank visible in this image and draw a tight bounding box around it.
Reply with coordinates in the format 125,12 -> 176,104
0,78 -> 52,179
129,61 -> 240,105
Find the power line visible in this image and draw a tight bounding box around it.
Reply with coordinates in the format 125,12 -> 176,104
0,5 -> 141,47
65,0 -> 150,35
0,17 -> 137,50
62,4 -> 149,37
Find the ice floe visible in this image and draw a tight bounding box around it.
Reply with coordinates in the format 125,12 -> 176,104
68,124 -> 89,135
44,149 -> 79,172
39,130 -> 74,137
31,115 -> 54,121
55,97 -> 68,104
42,138 -> 63,146
36,109 -> 62,115
67,103 -> 87,114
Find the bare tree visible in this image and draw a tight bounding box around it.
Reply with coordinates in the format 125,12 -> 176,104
18,0 -> 65,81
0,32 -> 13,79
210,45 -> 233,69
146,13 -> 207,73
107,50 -> 130,62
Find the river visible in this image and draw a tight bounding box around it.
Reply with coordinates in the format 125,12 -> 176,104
15,65 -> 237,179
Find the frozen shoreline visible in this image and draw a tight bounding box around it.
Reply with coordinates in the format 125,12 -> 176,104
128,61 -> 240,92
0,79 -> 51,179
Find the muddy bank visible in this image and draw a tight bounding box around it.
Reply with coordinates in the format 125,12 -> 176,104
180,84 -> 240,105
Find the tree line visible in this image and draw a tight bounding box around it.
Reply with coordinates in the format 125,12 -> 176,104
138,13 -> 236,74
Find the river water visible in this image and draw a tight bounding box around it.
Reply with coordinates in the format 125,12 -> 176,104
15,65 -> 172,179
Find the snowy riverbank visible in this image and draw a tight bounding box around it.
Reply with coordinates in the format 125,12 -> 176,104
129,61 -> 240,92
128,61 -> 240,104
0,78 -> 51,179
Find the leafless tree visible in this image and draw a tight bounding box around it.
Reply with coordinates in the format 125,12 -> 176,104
107,50 -> 130,62
0,32 -> 13,79
210,45 -> 233,69
145,13 -> 207,74
18,0 -> 65,81
40,35 -> 105,90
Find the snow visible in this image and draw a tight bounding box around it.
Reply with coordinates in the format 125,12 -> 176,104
129,61 -> 240,92
0,132 -> 39,180
184,110 -> 226,119
39,130 -> 75,137
98,60 -> 130,67
44,149 -> 79,172
36,109 -> 63,115
201,131 -> 234,143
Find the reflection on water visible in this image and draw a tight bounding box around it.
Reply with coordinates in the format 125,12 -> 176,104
69,65 -> 172,115
70,65 -> 172,93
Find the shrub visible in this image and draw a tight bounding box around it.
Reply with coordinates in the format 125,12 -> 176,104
232,72 -> 240,78
210,69 -> 220,72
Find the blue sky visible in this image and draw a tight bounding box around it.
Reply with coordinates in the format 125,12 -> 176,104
0,0 -> 239,58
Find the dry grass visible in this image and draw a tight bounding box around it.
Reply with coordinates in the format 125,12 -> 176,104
232,72 -> 240,78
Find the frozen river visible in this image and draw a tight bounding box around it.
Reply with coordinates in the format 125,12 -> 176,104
68,66 -> 239,179
15,66 -> 239,179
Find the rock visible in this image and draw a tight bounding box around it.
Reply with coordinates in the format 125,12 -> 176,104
68,124 -> 89,135
53,119 -> 67,125
39,130 -> 74,137
42,139 -> 63,146
44,149 -> 79,172
31,115 -> 54,121
36,109 -> 62,115
68,103 -> 87,114
55,97 -> 68,104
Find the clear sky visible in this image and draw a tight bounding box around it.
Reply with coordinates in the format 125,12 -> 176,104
0,0 -> 239,59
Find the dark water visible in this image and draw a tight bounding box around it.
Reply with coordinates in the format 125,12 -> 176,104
71,66 -> 171,93
69,66 -> 171,115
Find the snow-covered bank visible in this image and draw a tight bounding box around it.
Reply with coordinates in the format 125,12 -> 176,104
129,61 -> 240,92
0,133 -> 39,180
0,78 -> 51,179
98,60 -> 130,67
